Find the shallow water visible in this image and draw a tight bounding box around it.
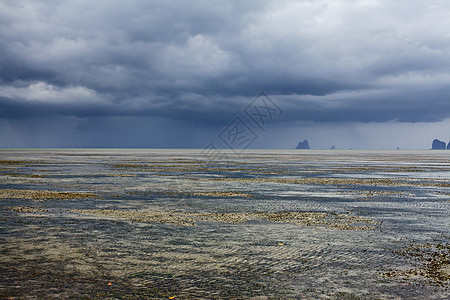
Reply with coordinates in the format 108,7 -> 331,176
0,149 -> 448,299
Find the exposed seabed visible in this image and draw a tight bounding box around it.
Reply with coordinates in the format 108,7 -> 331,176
0,149 -> 449,299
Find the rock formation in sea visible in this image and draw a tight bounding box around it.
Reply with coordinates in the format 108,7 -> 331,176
330,145 -> 336,150
296,139 -> 310,149
431,139 -> 446,150
447,141 -> 450,150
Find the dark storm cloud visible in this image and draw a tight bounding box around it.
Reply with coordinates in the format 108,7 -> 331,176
1,0 -> 450,147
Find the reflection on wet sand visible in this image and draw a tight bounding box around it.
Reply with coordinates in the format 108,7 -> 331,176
0,149 -> 448,299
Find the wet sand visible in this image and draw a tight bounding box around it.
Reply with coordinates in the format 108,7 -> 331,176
0,149 -> 448,299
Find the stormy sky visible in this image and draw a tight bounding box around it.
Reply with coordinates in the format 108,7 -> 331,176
1,0 -> 449,149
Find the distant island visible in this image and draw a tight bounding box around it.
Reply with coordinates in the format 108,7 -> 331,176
295,139 -> 310,149
294,138 -> 450,150
431,139 -> 449,150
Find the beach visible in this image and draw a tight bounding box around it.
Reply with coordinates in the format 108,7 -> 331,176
0,149 -> 448,299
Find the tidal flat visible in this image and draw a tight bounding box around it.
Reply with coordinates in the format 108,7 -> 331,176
0,149 -> 448,299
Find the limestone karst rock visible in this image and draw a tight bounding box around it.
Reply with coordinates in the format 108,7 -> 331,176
431,139 -> 446,150
296,139 -> 310,149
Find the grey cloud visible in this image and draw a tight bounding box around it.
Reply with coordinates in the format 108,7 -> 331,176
1,0 -> 450,147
